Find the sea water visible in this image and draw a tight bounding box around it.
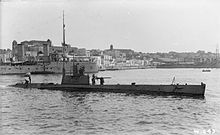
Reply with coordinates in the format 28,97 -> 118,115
1,68 -> 220,135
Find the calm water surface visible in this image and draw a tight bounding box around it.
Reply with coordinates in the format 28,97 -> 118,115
1,68 -> 220,135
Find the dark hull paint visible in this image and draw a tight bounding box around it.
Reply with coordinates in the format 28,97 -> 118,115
9,83 -> 206,96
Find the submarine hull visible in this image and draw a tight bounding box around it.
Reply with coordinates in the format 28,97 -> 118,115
9,83 -> 206,96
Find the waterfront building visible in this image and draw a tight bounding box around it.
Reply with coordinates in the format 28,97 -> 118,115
50,44 -> 87,57
102,54 -> 113,67
50,44 -> 77,56
90,49 -> 102,56
11,39 -> 90,62
77,48 -> 87,56
12,39 -> 51,61
0,49 -> 12,63
86,50 -> 91,57
104,45 -> 134,60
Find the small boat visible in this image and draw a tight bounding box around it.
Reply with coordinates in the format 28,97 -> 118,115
202,69 -> 211,72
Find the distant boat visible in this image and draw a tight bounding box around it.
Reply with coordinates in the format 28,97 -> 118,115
202,69 -> 211,72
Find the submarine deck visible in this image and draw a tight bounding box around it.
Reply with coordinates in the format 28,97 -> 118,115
9,83 -> 206,96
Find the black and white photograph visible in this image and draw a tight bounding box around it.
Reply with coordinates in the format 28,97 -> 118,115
1,0 -> 220,134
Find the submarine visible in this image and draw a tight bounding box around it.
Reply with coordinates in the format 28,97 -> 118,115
9,62 -> 206,97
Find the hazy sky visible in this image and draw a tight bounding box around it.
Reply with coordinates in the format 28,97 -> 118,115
1,0 -> 220,53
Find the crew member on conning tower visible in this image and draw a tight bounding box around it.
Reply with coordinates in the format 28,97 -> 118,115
92,74 -> 96,85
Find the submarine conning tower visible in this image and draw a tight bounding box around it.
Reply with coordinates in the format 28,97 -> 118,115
61,62 -> 90,85
61,74 -> 90,85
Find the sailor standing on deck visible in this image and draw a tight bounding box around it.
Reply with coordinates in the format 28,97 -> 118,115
95,76 -> 105,85
25,72 -> 31,83
26,72 -> 31,84
100,77 -> 104,85
28,74 -> 31,84
24,72 -> 31,87
92,74 -> 96,85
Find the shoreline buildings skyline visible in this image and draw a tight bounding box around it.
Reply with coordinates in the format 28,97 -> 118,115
1,40 -> 219,54
0,39 -> 219,69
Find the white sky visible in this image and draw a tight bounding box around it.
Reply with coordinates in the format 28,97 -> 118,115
0,0 -> 220,53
